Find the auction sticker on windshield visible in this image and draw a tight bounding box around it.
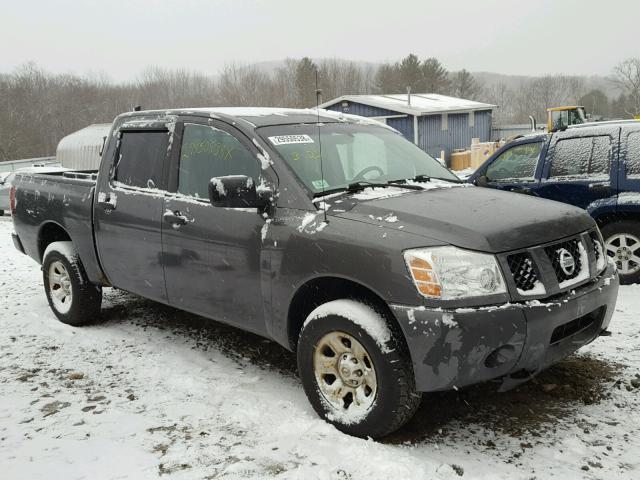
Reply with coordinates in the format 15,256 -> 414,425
268,135 -> 314,145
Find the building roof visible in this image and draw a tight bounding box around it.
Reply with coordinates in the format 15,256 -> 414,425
319,93 -> 497,116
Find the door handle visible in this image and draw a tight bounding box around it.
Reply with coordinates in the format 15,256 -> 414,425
163,210 -> 188,226
588,183 -> 611,193
97,200 -> 116,211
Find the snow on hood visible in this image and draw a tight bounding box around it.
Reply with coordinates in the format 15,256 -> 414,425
333,186 -> 595,253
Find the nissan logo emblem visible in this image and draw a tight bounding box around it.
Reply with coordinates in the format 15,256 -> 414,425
558,248 -> 576,276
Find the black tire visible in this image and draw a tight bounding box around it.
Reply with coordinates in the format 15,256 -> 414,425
42,241 -> 102,326
0,209 -> 4,216
297,299 -> 421,438
601,220 -> 640,285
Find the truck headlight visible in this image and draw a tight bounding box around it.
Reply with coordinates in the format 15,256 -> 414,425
403,246 -> 507,300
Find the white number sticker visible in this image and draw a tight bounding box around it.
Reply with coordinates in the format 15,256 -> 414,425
268,134 -> 314,145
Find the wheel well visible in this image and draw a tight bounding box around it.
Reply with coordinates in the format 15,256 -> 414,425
595,211 -> 640,229
38,223 -> 71,262
286,276 -> 407,352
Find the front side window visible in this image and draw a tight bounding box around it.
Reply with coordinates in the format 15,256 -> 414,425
114,131 -> 168,188
258,123 -> 459,195
486,142 -> 542,182
549,136 -> 611,179
178,124 -> 261,199
625,131 -> 640,178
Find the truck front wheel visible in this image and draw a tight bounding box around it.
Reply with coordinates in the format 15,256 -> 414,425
297,299 -> 421,438
42,241 -> 102,326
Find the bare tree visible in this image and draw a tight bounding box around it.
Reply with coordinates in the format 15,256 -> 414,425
217,63 -> 271,106
612,58 -> 640,116
513,75 -> 585,124
484,82 -> 515,125
579,89 -> 610,117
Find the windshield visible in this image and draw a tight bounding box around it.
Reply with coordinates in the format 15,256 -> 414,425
258,123 -> 459,195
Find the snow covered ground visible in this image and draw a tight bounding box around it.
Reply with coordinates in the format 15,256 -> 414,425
1,215 -> 639,479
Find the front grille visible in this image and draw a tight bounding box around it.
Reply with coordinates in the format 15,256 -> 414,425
545,238 -> 583,284
504,232 -> 601,297
507,252 -> 539,292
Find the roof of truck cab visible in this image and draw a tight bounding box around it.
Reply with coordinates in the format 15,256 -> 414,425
118,107 -> 396,129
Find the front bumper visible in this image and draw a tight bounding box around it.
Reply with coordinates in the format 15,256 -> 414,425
390,262 -> 619,392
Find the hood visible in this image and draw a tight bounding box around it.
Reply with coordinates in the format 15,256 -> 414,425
332,186 -> 595,253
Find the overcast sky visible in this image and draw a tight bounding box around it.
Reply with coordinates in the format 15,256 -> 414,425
1,0 -> 637,81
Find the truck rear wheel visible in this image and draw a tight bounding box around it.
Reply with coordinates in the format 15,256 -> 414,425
602,220 -> 640,284
42,241 -> 102,326
297,299 -> 421,438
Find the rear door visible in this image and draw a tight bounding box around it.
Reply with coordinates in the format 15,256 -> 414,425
94,127 -> 169,303
537,128 -> 619,212
161,119 -> 274,332
479,140 -> 545,195
617,127 -> 640,205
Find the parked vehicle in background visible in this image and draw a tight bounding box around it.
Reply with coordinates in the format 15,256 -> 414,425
469,121 -> 640,284
0,165 -> 67,215
547,106 -> 587,131
0,171 -> 12,215
11,108 -> 618,438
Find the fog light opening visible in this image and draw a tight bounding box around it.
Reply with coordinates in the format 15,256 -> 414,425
485,345 -> 517,368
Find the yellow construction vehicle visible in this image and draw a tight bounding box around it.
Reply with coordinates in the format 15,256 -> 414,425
547,106 -> 587,132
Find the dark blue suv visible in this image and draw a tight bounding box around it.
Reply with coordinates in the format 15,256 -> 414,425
470,121 -> 640,284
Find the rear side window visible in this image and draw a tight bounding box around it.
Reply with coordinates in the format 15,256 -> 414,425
625,131 -> 640,178
549,136 -> 611,179
177,124 -> 260,199
486,142 -> 542,182
115,131 -> 168,188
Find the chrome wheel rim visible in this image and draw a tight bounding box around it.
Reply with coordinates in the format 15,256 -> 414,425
49,260 -> 73,314
605,233 -> 640,275
313,331 -> 377,415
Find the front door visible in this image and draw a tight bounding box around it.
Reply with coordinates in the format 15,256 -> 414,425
94,128 -> 169,303
161,120 -> 274,333
537,128 -> 619,211
482,140 -> 545,195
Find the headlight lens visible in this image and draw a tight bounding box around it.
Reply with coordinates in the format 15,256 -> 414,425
404,246 -> 507,300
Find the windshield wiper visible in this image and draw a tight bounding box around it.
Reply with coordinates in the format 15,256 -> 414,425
388,174 -> 431,184
312,180 -> 423,198
389,174 -> 463,185
346,181 -> 423,192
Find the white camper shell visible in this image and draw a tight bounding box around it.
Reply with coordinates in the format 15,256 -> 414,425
56,124 -> 112,170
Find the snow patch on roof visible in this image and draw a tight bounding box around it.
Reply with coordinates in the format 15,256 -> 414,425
320,93 -> 496,116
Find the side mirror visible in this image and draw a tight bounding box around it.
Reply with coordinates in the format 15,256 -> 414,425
208,175 -> 264,208
475,175 -> 489,187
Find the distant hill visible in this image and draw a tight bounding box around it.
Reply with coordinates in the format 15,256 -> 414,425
472,71 -> 621,98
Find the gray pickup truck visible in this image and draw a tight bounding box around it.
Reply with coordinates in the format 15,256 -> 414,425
11,108 -> 619,438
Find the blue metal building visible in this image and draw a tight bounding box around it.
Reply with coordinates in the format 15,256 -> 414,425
319,93 -> 496,164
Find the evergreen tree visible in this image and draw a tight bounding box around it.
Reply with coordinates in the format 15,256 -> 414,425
421,57 -> 450,93
451,69 -> 482,99
295,57 -> 318,107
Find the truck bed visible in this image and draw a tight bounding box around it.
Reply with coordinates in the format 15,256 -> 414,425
12,170 -> 105,284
